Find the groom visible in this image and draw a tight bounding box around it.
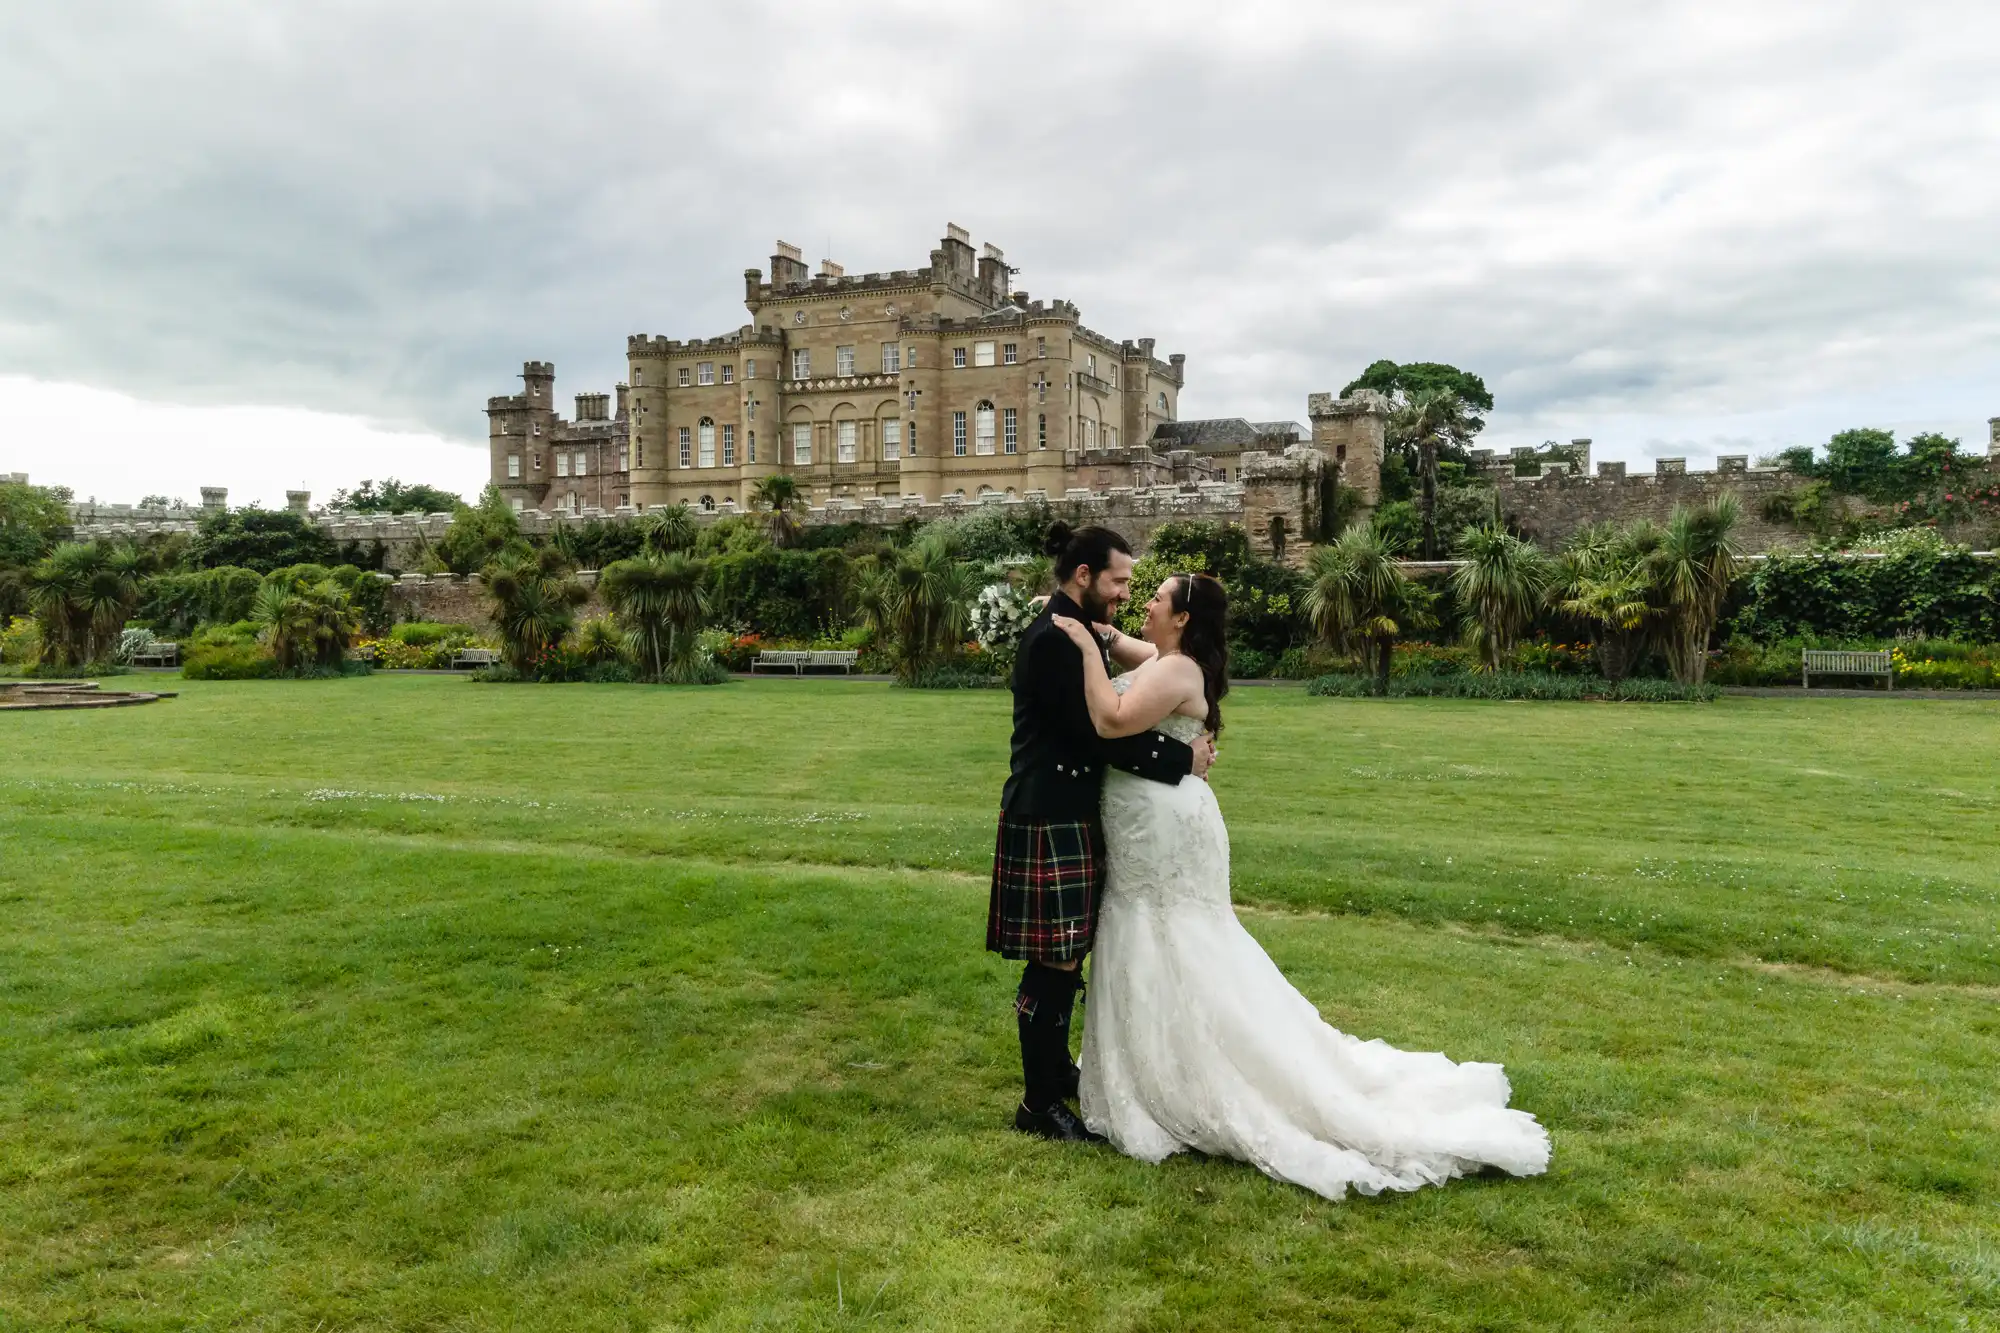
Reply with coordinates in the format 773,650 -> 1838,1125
988,523 -> 1214,1141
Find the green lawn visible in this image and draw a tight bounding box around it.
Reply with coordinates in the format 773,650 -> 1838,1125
2,677 -> 1996,1330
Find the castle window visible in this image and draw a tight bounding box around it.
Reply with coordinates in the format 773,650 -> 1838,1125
532,422 -> 542,436
1105,427 -> 1117,449
747,398 -> 757,420
747,430 -> 756,463
618,446 -> 628,472
510,497 -> 524,512
636,441 -> 644,468
1157,392 -> 1168,411
908,421 -> 917,454
533,453 -> 542,469
1086,354 -> 1097,377
881,342 -> 900,374
699,362 -> 716,385
881,419 -> 902,461
837,420 -> 857,463
975,403 -> 996,455
699,495 -> 715,511
1109,365 -> 1118,387
678,367 -> 691,387
1003,407 -> 1017,454
721,364 -> 734,384
905,345 -> 916,368
698,418 -> 715,468
952,347 -> 967,369
1003,343 -> 1017,365
507,454 -> 521,479
499,420 -> 508,435
974,341 -> 996,367
633,368 -> 642,386
953,411 -> 968,456
574,451 -> 587,477
557,453 -> 569,477
745,359 -> 756,379
679,426 -> 692,468
791,348 -> 810,379
792,423 -> 812,464
722,424 -> 736,466
835,345 -> 855,377
1036,337 -> 1047,359
1037,377 -> 1047,404
1037,413 -> 1046,449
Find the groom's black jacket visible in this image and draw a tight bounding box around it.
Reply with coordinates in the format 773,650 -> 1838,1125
1000,590 -> 1196,821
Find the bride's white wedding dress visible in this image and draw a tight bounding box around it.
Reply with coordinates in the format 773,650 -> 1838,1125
1079,677 -> 1551,1200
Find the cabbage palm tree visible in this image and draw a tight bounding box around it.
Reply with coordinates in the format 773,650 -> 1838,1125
600,551 -> 710,681
1550,521 -> 1663,682
29,541 -> 143,668
1452,524 -> 1552,670
483,547 -> 587,672
637,504 -> 699,555
1303,522 -> 1437,695
856,536 -> 981,682
1647,495 -> 1742,684
751,475 -> 805,548
1389,389 -> 1472,559
253,577 -> 357,673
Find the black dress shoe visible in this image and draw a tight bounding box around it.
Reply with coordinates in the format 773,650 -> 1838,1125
1014,1101 -> 1106,1143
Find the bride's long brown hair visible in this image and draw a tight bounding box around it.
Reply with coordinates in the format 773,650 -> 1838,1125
1169,572 -> 1229,737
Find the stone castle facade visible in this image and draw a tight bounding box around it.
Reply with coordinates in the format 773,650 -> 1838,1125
486,224 -> 1296,515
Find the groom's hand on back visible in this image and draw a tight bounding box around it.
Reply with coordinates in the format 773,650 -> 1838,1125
1192,733 -> 1216,780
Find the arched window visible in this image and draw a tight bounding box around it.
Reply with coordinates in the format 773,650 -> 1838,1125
697,417 -> 716,468
699,494 -> 716,512
974,401 -> 996,455
1157,392 -> 1168,410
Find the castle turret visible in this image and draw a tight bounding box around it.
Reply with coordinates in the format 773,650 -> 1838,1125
1989,416 -> 1999,459
1307,389 -> 1390,513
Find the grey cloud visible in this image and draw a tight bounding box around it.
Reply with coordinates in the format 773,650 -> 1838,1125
1,0 -> 1996,467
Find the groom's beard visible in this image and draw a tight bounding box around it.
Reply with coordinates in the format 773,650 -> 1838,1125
1077,583 -> 1115,625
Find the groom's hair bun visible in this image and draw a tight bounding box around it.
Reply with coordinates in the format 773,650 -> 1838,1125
1047,523 -> 1131,582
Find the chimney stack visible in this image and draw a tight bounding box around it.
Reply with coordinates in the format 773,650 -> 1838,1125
770,241 -> 808,287
200,486 -> 228,512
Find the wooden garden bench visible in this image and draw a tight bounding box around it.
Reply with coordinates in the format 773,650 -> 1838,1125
129,642 -> 179,667
1802,649 -> 1893,690
451,648 -> 500,670
804,650 -> 860,675
752,650 -> 813,675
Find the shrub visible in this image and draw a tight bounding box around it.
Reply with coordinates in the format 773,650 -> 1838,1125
1305,670 -> 1718,702
469,663 -> 525,683
1727,531 -> 2000,642
899,656 -> 1006,690
1229,646 -> 1274,680
1,615 -> 42,667
137,566 -> 263,634
182,643 -> 281,680
389,621 -> 476,648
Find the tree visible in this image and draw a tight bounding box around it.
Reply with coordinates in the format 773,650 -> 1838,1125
28,542 -> 144,668
751,475 -> 805,548
435,486 -> 529,575
252,577 -> 357,673
0,480 -> 74,571
1647,496 -> 1742,685
1302,523 -> 1437,696
1341,360 -> 1495,428
1390,389 -> 1476,559
483,547 -> 587,672
1452,524 -> 1552,669
1550,522 -> 1660,683
137,495 -> 184,511
185,507 -> 338,573
637,504 -> 699,555
855,536 -> 981,682
600,552 -> 711,682
328,478 -> 465,514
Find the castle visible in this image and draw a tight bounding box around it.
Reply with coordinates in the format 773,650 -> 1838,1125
488,224 -> 1320,514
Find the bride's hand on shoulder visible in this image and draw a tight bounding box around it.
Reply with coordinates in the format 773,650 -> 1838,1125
1049,615 -> 1096,649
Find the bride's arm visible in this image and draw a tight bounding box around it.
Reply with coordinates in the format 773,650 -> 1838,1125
1095,622 -> 1158,670
1052,616 -> 1201,739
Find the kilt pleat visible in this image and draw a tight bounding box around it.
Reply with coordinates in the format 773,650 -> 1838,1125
986,813 -> 1105,962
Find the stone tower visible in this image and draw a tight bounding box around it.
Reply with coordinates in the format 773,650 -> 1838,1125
1307,388 -> 1391,513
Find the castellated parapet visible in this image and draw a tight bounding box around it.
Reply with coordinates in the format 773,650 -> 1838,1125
1307,388 -> 1390,511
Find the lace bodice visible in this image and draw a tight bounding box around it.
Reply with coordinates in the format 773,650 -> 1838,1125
1110,672 -> 1206,743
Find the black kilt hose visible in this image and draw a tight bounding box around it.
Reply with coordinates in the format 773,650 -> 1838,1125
988,591 -> 1196,963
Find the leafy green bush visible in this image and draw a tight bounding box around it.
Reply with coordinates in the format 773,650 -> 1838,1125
469,663 -> 525,683
182,643 -> 280,680
389,621 -> 476,648
1305,670 -> 1718,702
1727,532 -> 2000,642
1,615 -> 41,667
137,566 -> 263,635
898,656 -> 1006,690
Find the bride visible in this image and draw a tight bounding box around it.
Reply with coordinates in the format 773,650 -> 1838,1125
1049,574 -> 1551,1200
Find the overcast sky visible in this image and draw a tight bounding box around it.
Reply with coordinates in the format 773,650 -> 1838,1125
2,1 -> 1996,505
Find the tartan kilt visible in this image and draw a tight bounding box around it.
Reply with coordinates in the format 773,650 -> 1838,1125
986,812 -> 1106,962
